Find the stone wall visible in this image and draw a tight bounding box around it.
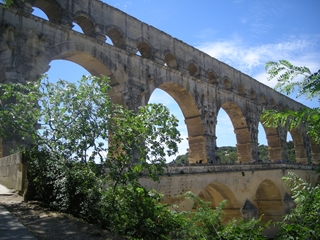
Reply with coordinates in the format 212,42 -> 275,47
0,153 -> 27,193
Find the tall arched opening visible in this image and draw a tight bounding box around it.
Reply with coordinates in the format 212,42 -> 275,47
290,128 -> 308,163
148,89 -> 188,163
219,102 -> 251,163
150,82 -> 205,163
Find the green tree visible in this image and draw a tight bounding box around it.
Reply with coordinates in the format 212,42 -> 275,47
262,60 -> 320,144
179,191 -> 267,239
275,172 -> 320,239
0,75 -> 183,239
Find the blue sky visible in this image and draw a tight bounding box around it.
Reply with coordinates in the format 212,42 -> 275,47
29,0 -> 320,159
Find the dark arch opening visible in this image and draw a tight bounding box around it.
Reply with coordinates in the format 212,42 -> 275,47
223,78 -> 232,90
238,84 -> 246,96
164,53 -> 178,69
31,0 -> 61,23
137,42 -> 152,58
250,90 -> 256,100
208,71 -> 217,84
106,27 -> 125,48
188,63 -> 198,76
73,14 -> 95,37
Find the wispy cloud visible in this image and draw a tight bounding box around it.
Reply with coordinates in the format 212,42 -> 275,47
197,34 -> 320,87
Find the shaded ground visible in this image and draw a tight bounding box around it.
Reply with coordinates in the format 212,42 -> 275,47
0,193 -> 125,240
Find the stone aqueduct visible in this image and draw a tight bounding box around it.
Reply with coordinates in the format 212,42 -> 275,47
1,0 -> 319,164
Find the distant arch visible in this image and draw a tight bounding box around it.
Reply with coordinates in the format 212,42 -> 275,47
255,179 -> 284,222
250,89 -> 256,100
27,0 -> 62,23
164,52 -> 178,69
238,84 -> 246,96
260,94 -> 267,105
223,77 -> 232,90
208,71 -> 217,84
137,40 -> 152,59
198,182 -> 241,221
73,11 -> 96,37
278,103 -> 283,111
106,26 -> 125,48
188,62 -> 198,76
269,98 -> 275,107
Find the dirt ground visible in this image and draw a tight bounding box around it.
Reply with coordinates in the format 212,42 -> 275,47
0,193 -> 125,240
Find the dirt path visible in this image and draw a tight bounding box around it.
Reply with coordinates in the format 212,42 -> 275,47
0,193 -> 124,240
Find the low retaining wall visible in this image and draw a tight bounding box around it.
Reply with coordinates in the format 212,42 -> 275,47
0,153 -> 27,193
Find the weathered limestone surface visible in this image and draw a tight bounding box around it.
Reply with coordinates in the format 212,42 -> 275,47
140,164 -> 320,222
0,153 -> 27,192
0,0 -> 319,164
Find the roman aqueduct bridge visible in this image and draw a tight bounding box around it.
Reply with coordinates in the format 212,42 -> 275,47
0,0 -> 319,164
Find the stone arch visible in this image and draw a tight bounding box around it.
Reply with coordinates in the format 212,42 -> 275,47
150,82 -> 205,163
48,42 -> 122,105
208,71 -> 217,84
105,26 -> 125,48
260,93 -> 267,105
73,11 -> 96,37
219,102 -> 251,163
27,0 -> 62,23
262,125 -> 282,162
269,98 -> 275,108
250,89 -> 256,100
198,182 -> 241,221
278,103 -> 283,111
136,39 -> 153,59
164,52 -> 178,69
238,84 -> 246,96
290,128 -> 308,163
310,139 -> 320,164
255,179 -> 284,222
223,77 -> 232,90
188,62 -> 198,76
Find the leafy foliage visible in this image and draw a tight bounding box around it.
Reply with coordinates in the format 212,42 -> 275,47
0,75 -> 183,239
178,192 -> 267,240
262,60 -> 320,144
275,172 -> 320,239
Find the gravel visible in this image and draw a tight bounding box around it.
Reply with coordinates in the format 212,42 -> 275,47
0,193 -> 125,240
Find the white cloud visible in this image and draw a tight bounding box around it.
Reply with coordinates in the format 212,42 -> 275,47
197,35 -> 320,91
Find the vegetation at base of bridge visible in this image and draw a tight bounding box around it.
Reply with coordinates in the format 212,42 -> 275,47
1,73 -> 319,239
273,172 -> 320,239
262,60 -> 320,144
174,142 -> 296,164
